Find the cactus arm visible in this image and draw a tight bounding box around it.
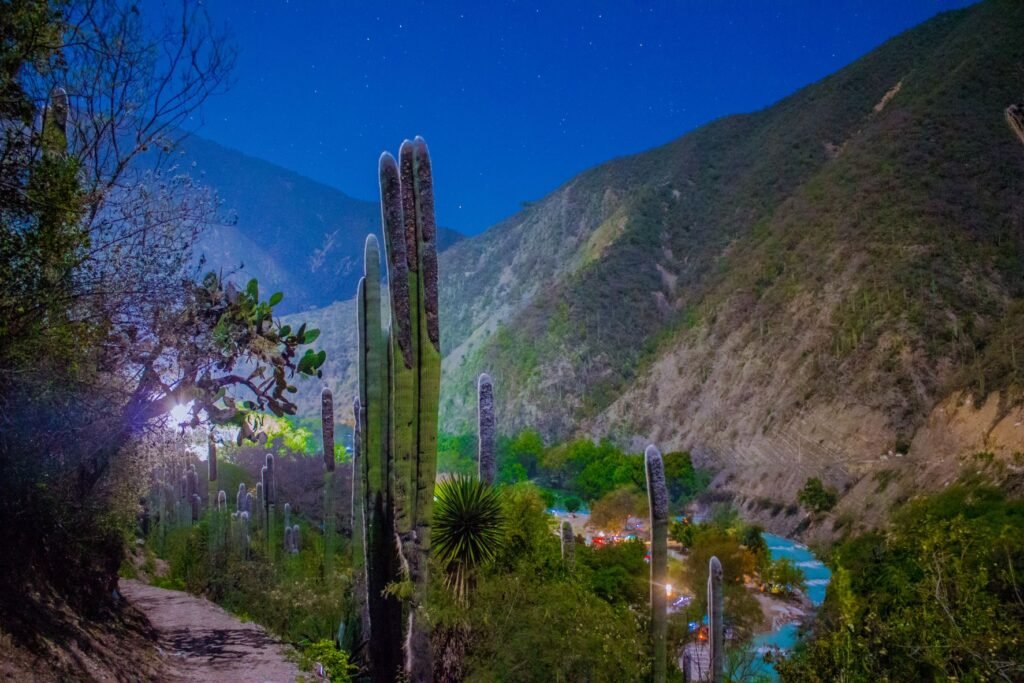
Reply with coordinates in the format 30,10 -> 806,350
411,137 -> 441,543
646,445 -> 669,683
477,373 -> 496,484
708,555 -> 724,683
381,151 -> 416,551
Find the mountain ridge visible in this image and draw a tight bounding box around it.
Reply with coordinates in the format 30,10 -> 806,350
177,134 -> 463,312
283,0 -> 1023,541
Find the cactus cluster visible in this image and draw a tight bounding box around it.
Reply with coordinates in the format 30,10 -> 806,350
645,445 -> 669,683
350,137 -> 441,681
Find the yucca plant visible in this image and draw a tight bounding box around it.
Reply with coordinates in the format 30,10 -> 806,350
432,475 -> 505,603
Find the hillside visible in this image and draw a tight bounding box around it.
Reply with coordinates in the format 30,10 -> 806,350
176,135 -> 462,312
302,0 -> 1024,538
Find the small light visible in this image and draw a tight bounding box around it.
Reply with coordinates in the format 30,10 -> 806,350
665,583 -> 672,596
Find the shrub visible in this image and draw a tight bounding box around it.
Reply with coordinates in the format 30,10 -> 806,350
798,477 -> 838,512
299,640 -> 357,682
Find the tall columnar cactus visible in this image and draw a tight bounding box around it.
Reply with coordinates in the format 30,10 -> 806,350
477,373 -> 496,485
191,493 -> 201,522
264,454 -> 276,561
282,499 -> 290,552
265,454 -> 276,504
291,524 -> 301,553
323,388 -> 337,583
708,555 -> 724,683
208,434 -> 218,482
561,520 -> 575,567
354,137 -> 441,681
345,396 -> 369,655
645,445 -> 669,683
217,490 -> 227,511
322,388 -> 335,471
237,483 -> 247,514
245,492 -> 254,516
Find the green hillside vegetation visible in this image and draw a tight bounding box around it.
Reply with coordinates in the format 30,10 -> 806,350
441,0 -> 1023,442
778,474 -> 1024,681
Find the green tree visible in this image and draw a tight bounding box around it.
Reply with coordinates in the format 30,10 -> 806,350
779,482 -> 1024,681
798,477 -> 838,512
588,485 -> 646,530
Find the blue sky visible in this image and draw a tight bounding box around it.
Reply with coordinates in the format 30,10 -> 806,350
172,0 -> 977,235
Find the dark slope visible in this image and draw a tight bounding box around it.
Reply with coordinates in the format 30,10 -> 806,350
176,135 -> 462,312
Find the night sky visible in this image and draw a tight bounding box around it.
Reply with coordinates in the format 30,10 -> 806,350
171,0 -> 977,236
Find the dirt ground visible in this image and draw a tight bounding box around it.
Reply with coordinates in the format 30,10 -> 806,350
118,580 -> 303,683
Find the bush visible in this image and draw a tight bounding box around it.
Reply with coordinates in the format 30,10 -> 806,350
300,639 -> 357,682
563,496 -> 582,513
797,477 -> 838,512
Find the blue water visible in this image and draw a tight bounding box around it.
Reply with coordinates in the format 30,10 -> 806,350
748,533 -> 831,679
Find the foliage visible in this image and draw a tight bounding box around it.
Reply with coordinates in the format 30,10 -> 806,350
427,482 -> 649,682
437,432 -> 477,475
493,429 -> 709,511
563,495 -> 582,513
762,558 -> 806,595
432,475 -> 506,601
577,539 -> 648,605
797,478 -> 838,513
778,481 -> 1024,681
588,485 -> 647,529
299,640 -> 357,683
153,510 -> 347,648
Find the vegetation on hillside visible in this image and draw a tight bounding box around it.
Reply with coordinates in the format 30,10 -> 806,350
778,477 -> 1024,681
437,0 -> 1024,459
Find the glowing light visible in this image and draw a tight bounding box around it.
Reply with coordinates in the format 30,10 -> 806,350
169,401 -> 193,426
666,583 -> 673,596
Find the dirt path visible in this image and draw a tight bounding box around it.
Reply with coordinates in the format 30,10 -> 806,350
119,579 -> 303,683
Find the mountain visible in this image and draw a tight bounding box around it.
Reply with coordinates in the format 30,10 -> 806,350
175,135 -> 462,312
295,0 -> 1024,540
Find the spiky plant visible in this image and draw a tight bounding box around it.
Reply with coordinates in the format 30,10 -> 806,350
217,490 -> 226,511
645,445 -> 669,683
432,475 -> 505,604
477,373 -> 496,484
284,526 -> 294,554
237,483 -> 246,513
191,493 -> 201,522
291,524 -> 301,553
